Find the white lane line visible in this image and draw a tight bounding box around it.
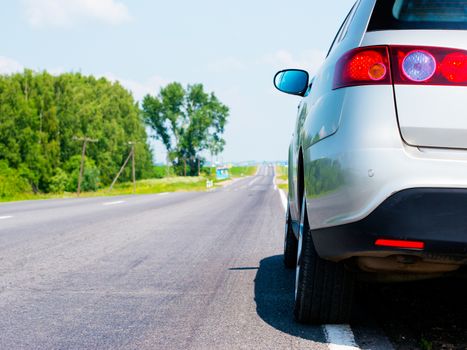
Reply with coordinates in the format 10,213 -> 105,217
0,215 -> 13,220
279,189 -> 287,212
272,166 -> 278,190
158,192 -> 169,196
102,200 -> 125,206
324,325 -> 360,350
248,177 -> 260,187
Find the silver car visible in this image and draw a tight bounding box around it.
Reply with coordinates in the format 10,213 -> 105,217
274,0 -> 467,324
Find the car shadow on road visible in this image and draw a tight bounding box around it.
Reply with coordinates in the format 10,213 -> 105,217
254,255 -> 326,342
352,275 -> 467,349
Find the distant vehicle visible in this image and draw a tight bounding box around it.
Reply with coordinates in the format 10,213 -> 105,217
274,0 -> 467,324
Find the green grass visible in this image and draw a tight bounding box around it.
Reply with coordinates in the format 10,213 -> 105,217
275,165 -> 288,192
0,176 -> 212,203
0,166 -> 259,203
0,192 -> 82,203
106,176 -> 209,195
229,166 -> 257,178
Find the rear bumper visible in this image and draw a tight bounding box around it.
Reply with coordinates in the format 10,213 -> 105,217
312,188 -> 467,263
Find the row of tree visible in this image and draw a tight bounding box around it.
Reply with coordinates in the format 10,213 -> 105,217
0,70 -> 229,197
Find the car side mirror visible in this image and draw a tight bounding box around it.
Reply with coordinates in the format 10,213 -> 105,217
273,69 -> 309,96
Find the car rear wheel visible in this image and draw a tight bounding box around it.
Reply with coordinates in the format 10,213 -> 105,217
294,196 -> 355,324
284,201 -> 298,269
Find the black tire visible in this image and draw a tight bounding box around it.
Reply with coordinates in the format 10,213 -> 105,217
294,196 -> 355,324
284,202 -> 298,269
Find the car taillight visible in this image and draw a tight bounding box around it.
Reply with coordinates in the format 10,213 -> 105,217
391,46 -> 467,86
401,50 -> 436,82
333,45 -> 467,89
440,52 -> 467,83
333,46 -> 391,89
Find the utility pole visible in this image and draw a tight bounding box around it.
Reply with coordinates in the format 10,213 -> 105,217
73,136 -> 98,197
129,141 -> 136,194
108,141 -> 137,194
166,153 -> 170,177
211,153 -> 214,177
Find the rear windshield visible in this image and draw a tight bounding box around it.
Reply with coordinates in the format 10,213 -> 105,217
368,0 -> 467,31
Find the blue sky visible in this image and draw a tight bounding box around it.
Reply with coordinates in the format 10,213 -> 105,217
0,0 -> 355,163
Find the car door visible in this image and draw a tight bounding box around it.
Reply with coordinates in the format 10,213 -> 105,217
289,96 -> 308,222
289,3 -> 359,223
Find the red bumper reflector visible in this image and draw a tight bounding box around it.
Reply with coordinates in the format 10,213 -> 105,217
375,239 -> 425,250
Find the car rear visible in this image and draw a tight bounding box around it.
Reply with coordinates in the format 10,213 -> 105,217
308,0 -> 467,273
290,0 -> 467,324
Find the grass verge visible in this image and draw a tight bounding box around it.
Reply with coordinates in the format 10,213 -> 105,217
275,165 -> 288,193
0,166 -> 259,203
0,176 -> 210,203
229,166 -> 257,178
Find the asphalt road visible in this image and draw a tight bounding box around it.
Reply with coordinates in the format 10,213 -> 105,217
0,166 -> 329,349
1,165 -> 466,350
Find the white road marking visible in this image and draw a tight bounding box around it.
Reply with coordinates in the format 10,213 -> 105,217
272,166 -> 278,191
0,215 -> 13,220
102,200 -> 125,206
248,177 -> 260,187
279,189 -> 287,212
158,192 -> 169,196
324,325 -> 360,350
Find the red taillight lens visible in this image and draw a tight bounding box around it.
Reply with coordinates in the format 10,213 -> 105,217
441,52 -> 467,83
333,45 -> 467,89
333,46 -> 391,89
375,239 -> 425,250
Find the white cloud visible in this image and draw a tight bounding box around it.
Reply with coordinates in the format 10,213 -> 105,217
101,73 -> 168,101
22,0 -> 132,28
262,49 -> 326,74
0,57 -> 24,74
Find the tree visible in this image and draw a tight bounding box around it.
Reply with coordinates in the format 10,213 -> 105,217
0,70 -> 153,194
207,136 -> 225,172
142,83 -> 229,176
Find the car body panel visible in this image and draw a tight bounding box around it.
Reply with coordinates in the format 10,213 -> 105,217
288,0 -> 376,225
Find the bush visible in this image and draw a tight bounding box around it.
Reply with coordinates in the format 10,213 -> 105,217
63,155 -> 100,192
144,165 -> 174,179
0,161 -> 30,198
152,165 -> 170,179
49,168 -> 69,193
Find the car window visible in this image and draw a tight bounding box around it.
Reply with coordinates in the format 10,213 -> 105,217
326,2 -> 358,57
368,0 -> 467,31
337,1 -> 360,42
